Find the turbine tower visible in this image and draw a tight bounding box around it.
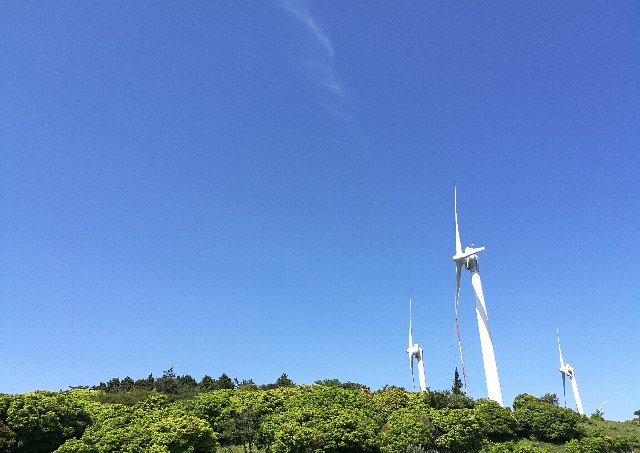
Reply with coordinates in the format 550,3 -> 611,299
557,329 -> 584,415
406,293 -> 427,392
452,188 -> 504,406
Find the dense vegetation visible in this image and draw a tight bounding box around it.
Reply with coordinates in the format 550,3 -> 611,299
1,371 -> 638,453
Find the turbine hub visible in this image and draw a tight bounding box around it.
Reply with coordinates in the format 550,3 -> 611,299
465,255 -> 478,270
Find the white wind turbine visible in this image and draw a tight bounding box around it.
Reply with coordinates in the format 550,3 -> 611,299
452,188 -> 504,406
557,329 -> 584,415
406,293 -> 427,392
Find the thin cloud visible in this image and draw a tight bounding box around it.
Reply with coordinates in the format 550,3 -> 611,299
302,60 -> 343,97
281,0 -> 334,57
281,0 -> 350,119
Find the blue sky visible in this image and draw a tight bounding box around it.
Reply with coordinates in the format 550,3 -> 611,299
1,1 -> 638,421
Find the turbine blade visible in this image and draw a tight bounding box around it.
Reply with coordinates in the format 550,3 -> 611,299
455,187 -> 462,256
557,329 -> 565,368
409,292 -> 413,347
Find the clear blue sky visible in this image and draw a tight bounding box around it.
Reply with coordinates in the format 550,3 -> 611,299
1,1 -> 638,421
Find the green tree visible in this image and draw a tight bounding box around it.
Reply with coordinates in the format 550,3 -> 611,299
268,406 -> 379,453
512,393 -> 583,442
474,399 -> 517,442
422,389 -> 474,410
452,368 -> 463,395
372,386 -> 409,423
0,420 -> 17,453
216,374 -> 235,390
6,391 -> 91,453
155,368 -> 178,396
428,408 -> 486,453
54,398 -> 217,453
539,393 -> 559,406
275,373 -> 295,388
379,404 -> 435,453
120,377 -> 135,392
134,374 -> 156,390
259,385 -> 376,452
565,433 -> 639,453
181,390 -> 234,441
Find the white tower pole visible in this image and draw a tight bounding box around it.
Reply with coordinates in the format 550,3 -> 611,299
469,263 -> 504,406
417,349 -> 427,392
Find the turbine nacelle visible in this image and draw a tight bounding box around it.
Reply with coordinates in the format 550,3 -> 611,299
561,364 -> 575,379
452,246 -> 486,263
406,343 -> 421,358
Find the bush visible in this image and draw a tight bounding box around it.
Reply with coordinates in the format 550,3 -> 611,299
512,393 -> 583,442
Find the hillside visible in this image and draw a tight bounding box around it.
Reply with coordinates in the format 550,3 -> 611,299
1,374 -> 639,452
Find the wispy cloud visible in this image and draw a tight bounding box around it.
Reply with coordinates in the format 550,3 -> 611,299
281,0 -> 334,57
280,0 -> 350,119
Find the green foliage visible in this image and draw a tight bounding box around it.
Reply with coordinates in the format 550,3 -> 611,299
487,439 -> 553,452
428,408 -> 486,452
5,391 -> 91,453
372,386 -> 409,423
179,389 -> 234,437
313,378 -> 370,391
91,388 -> 156,405
539,393 -> 559,406
261,374 -> 296,390
258,385 -> 377,452
565,431 -> 639,453
0,395 -> 12,422
422,389 -> 474,410
266,405 -> 379,453
512,393 -> 583,442
10,378 -> 640,453
452,368 -> 463,395
54,398 -> 217,452
474,398 -> 517,442
379,404 -> 435,453
0,420 -> 17,453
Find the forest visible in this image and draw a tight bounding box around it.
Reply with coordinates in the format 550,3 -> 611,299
1,370 -> 639,453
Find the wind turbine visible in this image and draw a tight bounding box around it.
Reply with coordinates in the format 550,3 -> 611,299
557,329 -> 584,415
406,293 -> 427,392
452,188 -> 504,406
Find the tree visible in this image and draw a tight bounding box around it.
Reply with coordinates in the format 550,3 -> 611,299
199,375 -> 216,392
474,399 -> 517,442
539,393 -> 558,406
134,374 -> 155,391
216,374 -> 235,390
372,386 -> 409,423
6,391 -> 91,453
422,389 -> 474,410
54,403 -> 217,453
0,420 -> 17,453
275,373 -> 295,388
428,408 -> 487,452
258,385 -> 376,452
452,368 -> 463,395
512,393 -> 583,442
267,406 -> 379,452
379,405 -> 435,453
